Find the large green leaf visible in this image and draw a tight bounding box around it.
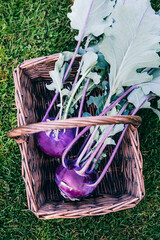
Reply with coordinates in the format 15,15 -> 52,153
100,0 -> 160,95
67,0 -> 114,41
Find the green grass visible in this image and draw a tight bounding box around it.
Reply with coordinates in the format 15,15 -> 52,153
0,0 -> 160,239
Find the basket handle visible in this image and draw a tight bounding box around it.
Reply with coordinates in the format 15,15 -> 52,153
8,115 -> 141,139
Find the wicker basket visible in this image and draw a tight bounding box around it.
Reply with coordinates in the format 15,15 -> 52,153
8,54 -> 145,219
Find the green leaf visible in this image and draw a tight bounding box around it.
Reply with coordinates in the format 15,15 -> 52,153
150,108 -> 160,120
97,53 -> 108,69
87,72 -> 101,84
128,68 -> 160,110
46,54 -> 67,93
87,93 -> 111,115
141,72 -> 160,96
61,88 -> 71,97
68,0 -> 114,40
46,65 -> 63,93
108,124 -> 124,137
127,88 -> 150,109
87,95 -> 104,109
158,99 -> 160,109
104,137 -> 116,145
127,74 -> 160,120
81,51 -> 98,75
63,51 -> 74,61
90,126 -> 100,142
152,68 -> 160,79
107,106 -> 118,116
100,0 -> 160,95
82,112 -> 92,117
71,81 -> 97,109
56,53 -> 64,70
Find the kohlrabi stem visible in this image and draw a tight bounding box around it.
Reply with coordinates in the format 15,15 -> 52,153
62,84 -> 138,167
76,125 -> 114,176
59,93 -> 63,120
87,94 -> 152,187
55,93 -> 63,139
54,35 -> 91,122
89,103 -> 129,173
42,1 -> 94,121
72,35 -> 91,89
62,0 -> 95,83
55,111 -> 60,120
80,150 -> 93,166
43,93 -> 59,121
75,87 -> 132,167
88,125 -> 128,187
102,86 -> 114,110
76,103 -> 128,176
76,78 -> 90,136
76,133 -> 91,158
63,68 -> 91,120
62,126 -> 91,168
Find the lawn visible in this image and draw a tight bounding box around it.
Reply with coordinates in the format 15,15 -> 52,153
0,0 -> 160,239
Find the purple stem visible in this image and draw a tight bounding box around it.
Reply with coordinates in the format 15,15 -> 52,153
88,124 -> 129,187
72,35 -> 91,89
54,36 -> 91,121
42,0 -> 94,121
131,94 -> 153,115
87,94 -> 152,187
62,0 -> 94,83
62,126 -> 91,167
55,111 -> 60,120
76,78 -> 90,136
43,93 -> 59,121
76,133 -> 91,158
76,125 -> 114,176
94,142 -> 106,162
75,86 -> 137,166
101,85 -> 137,116
76,103 -> 128,175
72,62 -> 82,90
89,103 -> 128,173
62,84 -> 137,167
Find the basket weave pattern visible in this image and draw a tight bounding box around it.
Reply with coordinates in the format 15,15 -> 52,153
11,54 -> 145,219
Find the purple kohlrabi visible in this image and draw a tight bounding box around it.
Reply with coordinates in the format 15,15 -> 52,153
36,118 -> 75,158
55,159 -> 97,200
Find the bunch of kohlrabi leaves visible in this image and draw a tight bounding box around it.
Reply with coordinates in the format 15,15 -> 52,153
37,0 -> 160,200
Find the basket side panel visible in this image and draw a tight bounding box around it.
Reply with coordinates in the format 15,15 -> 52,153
14,66 -> 47,209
